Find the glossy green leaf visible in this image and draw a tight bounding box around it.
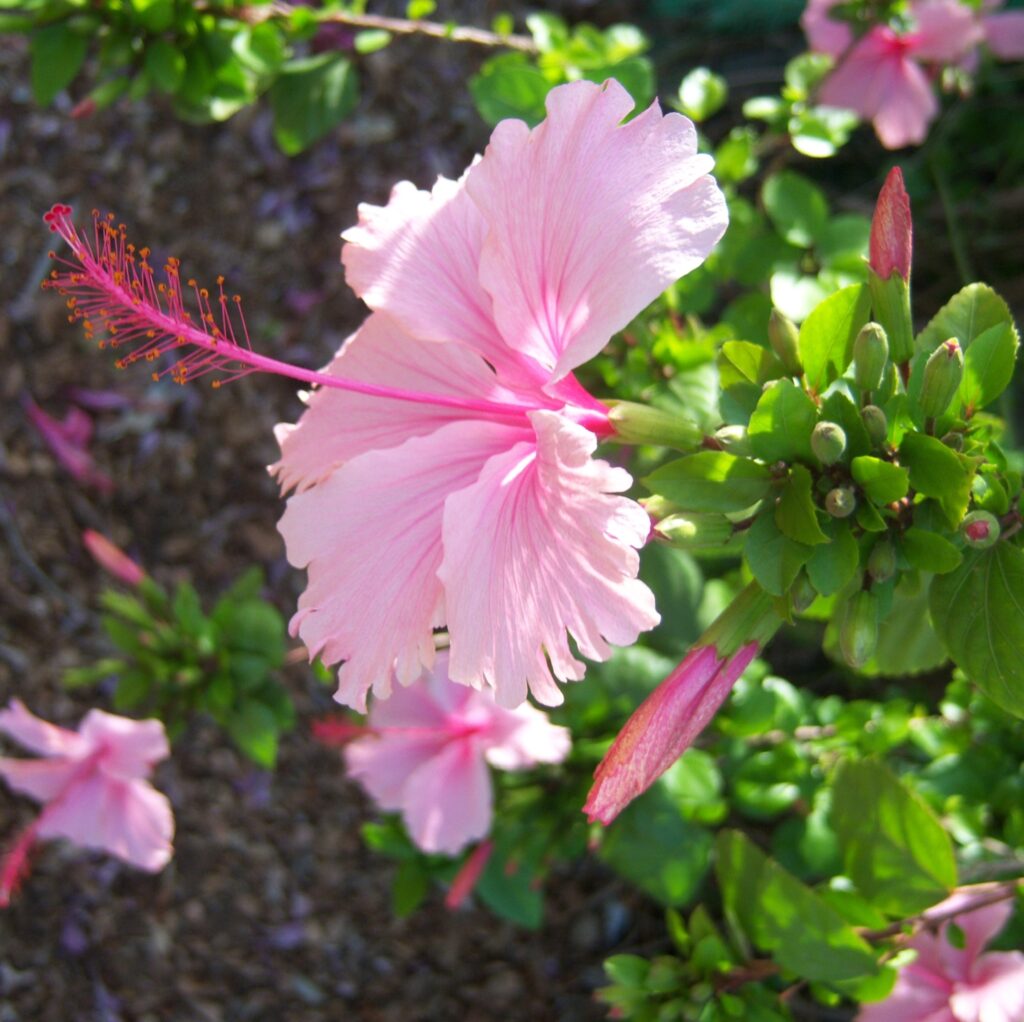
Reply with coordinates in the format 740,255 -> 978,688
806,525 -> 860,596
851,456 -> 909,506
930,544 -> 1024,716
145,39 -> 186,93
958,322 -> 1019,413
644,452 -> 771,513
715,830 -> 878,982
469,52 -> 549,126
831,760 -> 956,915
916,283 -> 1017,356
901,528 -> 962,575
899,432 -> 977,527
745,511 -> 814,596
776,465 -> 829,545
677,66 -> 727,121
748,379 -> 818,464
719,340 -> 786,388
269,55 -> 359,155
476,857 -> 543,929
798,284 -> 872,392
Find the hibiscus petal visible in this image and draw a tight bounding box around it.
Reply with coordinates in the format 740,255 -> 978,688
440,410 -> 659,708
912,0 -> 984,63
271,313 -> 525,493
37,772 -> 173,872
345,732 -> 451,811
801,0 -> 853,56
984,12 -> 1024,59
955,952 -> 1024,1022
0,757 -> 82,803
79,710 -> 169,779
341,175 -> 544,386
401,741 -> 492,855
870,57 -> 939,148
0,700 -> 88,759
465,78 -> 727,381
482,702 -> 572,771
856,968 -> 955,1022
280,420 -> 530,711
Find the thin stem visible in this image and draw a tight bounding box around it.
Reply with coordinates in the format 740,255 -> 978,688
239,2 -> 537,51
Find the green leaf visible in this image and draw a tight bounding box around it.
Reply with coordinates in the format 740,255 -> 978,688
63,658 -> 127,690
816,215 -> 871,274
748,379 -> 818,464
406,0 -> 436,18
715,830 -> 878,982
132,0 -> 174,32
820,391 -> 872,459
269,54 -> 359,155
776,465 -> 828,545
930,544 -> 1024,716
677,66 -> 727,121
600,785 -> 712,907
851,456 -> 909,506
901,528 -> 962,575
469,52 -> 549,126
719,340 -> 785,388
144,39 -> 186,93
227,701 -> 280,767
864,575 -> 948,676
232,23 -> 287,76
353,29 -> 393,54
31,23 -> 88,105
899,432 -> 977,527
806,525 -> 860,596
958,322 -> 1019,413
476,857 -> 543,929
831,760 -> 957,915
798,284 -> 872,392
745,511 -> 814,597
644,452 -> 771,513
762,171 -> 828,248
392,859 -> 429,917
915,282 -> 1017,356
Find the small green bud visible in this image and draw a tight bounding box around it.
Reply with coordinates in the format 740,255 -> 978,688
714,424 -> 751,456
768,309 -> 803,377
861,404 -> 888,446
961,510 -> 1000,549
656,514 -> 734,550
791,571 -> 818,613
867,538 -> 896,582
608,401 -> 703,451
920,339 -> 964,420
941,431 -> 964,452
811,421 -> 847,466
853,322 -> 889,393
825,486 -> 856,518
839,590 -> 878,669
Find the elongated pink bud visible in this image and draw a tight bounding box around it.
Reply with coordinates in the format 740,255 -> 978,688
82,530 -> 146,587
445,839 -> 494,910
870,167 -> 912,282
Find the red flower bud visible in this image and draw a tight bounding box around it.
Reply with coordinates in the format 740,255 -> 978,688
870,167 -> 912,282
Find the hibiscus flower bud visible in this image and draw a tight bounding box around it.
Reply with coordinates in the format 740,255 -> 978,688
853,322 -> 889,393
811,421 -> 847,466
656,514 -> 734,550
920,339 -> 964,420
768,309 -> 803,377
961,510 -> 1000,550
839,590 -> 878,668
870,168 -> 912,283
608,401 -> 703,451
867,538 -> 896,582
861,404 -> 888,446
826,486 -> 857,518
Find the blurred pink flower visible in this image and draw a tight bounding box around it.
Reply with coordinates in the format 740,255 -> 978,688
807,1 -> 983,148
82,529 -> 146,587
23,396 -> 114,493
343,652 -> 571,855
858,889 -> 1024,1022
274,79 -> 727,711
981,0 -> 1024,59
0,700 -> 173,905
584,643 -> 758,825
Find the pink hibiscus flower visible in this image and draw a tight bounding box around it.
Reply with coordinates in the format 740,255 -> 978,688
273,79 -> 728,711
858,889 -> 1024,1022
981,0 -> 1024,60
338,651 -> 571,855
0,700 -> 173,904
806,0 -> 983,148
23,396 -> 114,493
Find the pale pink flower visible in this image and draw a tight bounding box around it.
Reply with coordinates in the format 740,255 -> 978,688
0,700 -> 173,904
342,652 -> 571,855
82,529 -> 146,587
23,396 -> 114,493
810,1 -> 983,148
981,0 -> 1024,60
584,643 -> 758,825
858,890 -> 1024,1022
801,0 -> 853,58
273,79 -> 727,711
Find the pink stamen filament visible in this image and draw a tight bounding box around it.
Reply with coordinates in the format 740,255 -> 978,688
42,206 -> 553,423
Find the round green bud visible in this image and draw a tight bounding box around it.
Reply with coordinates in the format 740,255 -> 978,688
768,309 -> 803,377
825,486 -> 856,518
940,431 -> 964,452
811,421 -> 847,466
861,404 -> 888,446
791,571 -> 818,613
920,339 -> 964,420
961,510 -> 1000,549
867,538 -> 896,582
853,322 -> 889,393
839,590 -> 878,669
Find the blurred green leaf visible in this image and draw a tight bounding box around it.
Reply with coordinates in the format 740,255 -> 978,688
470,52 -> 549,126
762,171 -> 828,248
227,701 -> 280,767
677,66 -> 727,122
745,511 -> 813,596
31,23 -> 88,105
270,54 -> 359,155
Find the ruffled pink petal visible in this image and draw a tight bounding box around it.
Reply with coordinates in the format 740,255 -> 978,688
953,952 -> 1024,1022
857,968 -> 956,1022
342,175 -> 544,387
345,731 -> 451,811
78,710 -> 169,779
984,12 -> 1024,59
280,419 -> 530,711
801,0 -> 854,56
37,772 -> 173,872
911,0 -> 985,63
0,700 -> 89,759
585,644 -> 757,825
482,702 -> 572,770
400,740 -> 493,855
0,757 -> 83,803
440,410 -> 658,708
466,79 -> 727,382
270,313 -> 527,493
